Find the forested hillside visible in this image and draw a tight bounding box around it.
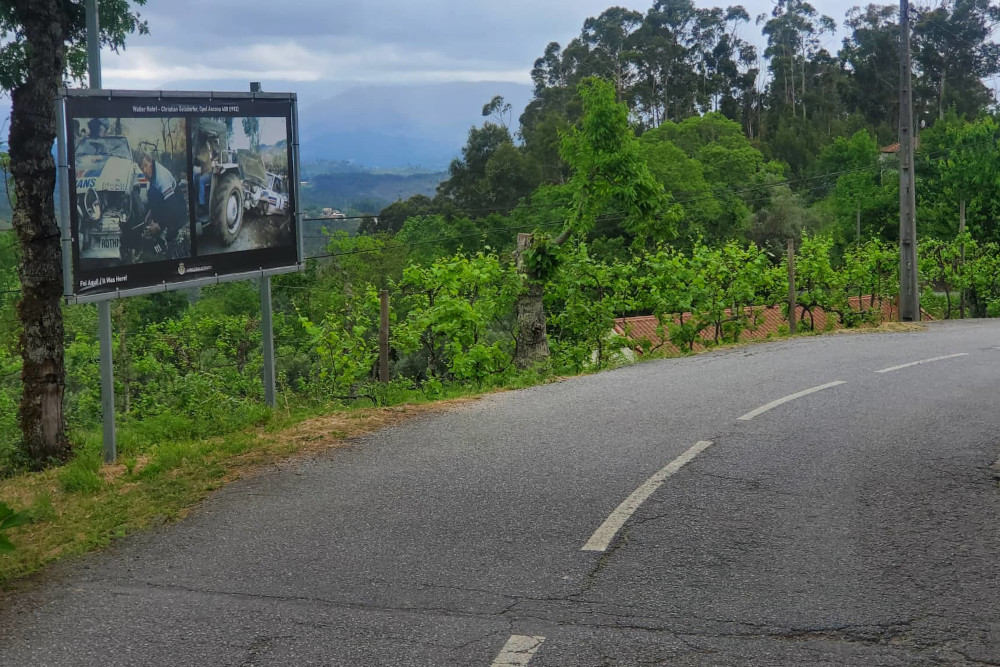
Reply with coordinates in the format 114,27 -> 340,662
3,0 -> 1000,482
300,169 -> 446,217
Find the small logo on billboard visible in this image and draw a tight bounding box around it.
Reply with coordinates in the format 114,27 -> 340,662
177,263 -> 186,275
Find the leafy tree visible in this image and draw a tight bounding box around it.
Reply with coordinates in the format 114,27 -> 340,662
812,130 -> 897,247
912,0 -> 1000,123
372,194 -> 451,236
968,242 -> 1000,316
545,242 -> 637,370
437,123 -> 540,213
840,4 -> 899,141
397,252 -> 520,385
793,235 -> 846,329
758,0 -> 836,120
930,117 -> 1000,243
297,286 -> 381,399
842,239 -> 897,323
639,138 -> 721,242
578,7 -> 645,101
482,95 -> 513,131
515,77 -> 674,369
1,0 -> 148,465
746,186 -> 824,254
642,112 -> 783,242
241,116 -> 260,153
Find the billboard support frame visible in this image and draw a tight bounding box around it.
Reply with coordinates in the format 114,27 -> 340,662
56,86 -> 304,462
260,276 -> 276,407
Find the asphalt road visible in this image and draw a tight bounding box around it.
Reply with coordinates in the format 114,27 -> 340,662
2,320 -> 1000,666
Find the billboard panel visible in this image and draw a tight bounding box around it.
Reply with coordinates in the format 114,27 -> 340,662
61,91 -> 300,298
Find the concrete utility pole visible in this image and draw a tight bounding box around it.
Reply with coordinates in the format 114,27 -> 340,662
898,0 -> 920,321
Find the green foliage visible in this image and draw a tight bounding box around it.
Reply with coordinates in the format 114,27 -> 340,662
0,501 -> 28,553
918,233 -> 998,318
57,450 -> 103,495
794,235 -> 846,330
397,252 -> 520,385
523,236 -> 562,282
0,1 -> 149,91
559,77 -> 677,245
841,239 -> 897,324
297,285 -> 381,398
545,243 -> 636,371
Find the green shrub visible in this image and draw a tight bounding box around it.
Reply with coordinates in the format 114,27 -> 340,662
0,502 -> 29,553
57,451 -> 103,495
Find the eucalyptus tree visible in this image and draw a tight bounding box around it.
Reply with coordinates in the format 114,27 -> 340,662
912,0 -> 1000,122
758,0 -> 836,120
840,4 -> 899,139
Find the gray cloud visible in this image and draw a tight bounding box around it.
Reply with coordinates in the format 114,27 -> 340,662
103,0 -> 864,97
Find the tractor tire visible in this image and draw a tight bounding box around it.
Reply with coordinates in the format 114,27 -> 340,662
211,172 -> 244,245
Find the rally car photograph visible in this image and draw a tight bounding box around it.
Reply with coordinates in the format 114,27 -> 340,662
72,117 -> 191,268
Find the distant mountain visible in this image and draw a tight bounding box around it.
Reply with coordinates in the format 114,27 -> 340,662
0,79 -> 533,194
298,81 -> 533,170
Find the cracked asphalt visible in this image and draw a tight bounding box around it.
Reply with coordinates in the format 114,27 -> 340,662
2,320 -> 1000,665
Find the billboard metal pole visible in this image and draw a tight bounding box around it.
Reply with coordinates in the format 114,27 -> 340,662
98,299 -> 116,463
87,0 -> 117,462
250,83 -> 277,409
260,276 -> 276,408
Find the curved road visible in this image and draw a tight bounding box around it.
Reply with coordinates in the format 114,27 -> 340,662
2,320 -> 1000,665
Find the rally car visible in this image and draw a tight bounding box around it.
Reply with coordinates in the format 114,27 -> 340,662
74,135 -> 146,261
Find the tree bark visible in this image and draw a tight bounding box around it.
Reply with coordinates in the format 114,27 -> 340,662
513,233 -> 550,370
9,0 -> 72,465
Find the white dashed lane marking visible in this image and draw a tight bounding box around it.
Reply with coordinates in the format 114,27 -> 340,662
874,353 -> 969,374
582,441 -> 714,552
491,635 -> 545,666
737,381 -> 847,422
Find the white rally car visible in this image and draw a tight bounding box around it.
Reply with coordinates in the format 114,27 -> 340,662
74,135 -> 146,261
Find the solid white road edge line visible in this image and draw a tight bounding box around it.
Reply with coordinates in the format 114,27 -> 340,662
491,635 -> 545,666
874,352 -> 969,374
737,381 -> 847,422
581,440 -> 714,552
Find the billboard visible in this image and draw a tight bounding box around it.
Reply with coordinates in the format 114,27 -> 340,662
59,91 -> 301,298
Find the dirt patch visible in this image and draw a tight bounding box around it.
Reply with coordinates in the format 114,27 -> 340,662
229,398 -> 480,477
830,322 -> 926,334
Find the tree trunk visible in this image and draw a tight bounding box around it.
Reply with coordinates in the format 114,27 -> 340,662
856,203 -> 861,244
800,39 -> 807,120
513,233 -> 550,370
9,0 -> 72,465
938,76 -> 944,121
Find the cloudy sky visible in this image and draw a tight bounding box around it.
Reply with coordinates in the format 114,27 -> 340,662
101,0 -> 862,97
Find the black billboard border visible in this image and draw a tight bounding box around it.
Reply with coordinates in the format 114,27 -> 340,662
57,88 -> 304,302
